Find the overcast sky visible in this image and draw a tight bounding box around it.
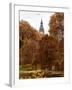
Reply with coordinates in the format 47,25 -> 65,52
20,11 -> 54,34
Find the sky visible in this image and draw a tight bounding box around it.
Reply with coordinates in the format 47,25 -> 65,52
20,11 -> 54,34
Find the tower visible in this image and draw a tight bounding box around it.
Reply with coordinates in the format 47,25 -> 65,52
39,19 -> 44,34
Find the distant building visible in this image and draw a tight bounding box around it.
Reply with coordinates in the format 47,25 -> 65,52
39,19 -> 44,34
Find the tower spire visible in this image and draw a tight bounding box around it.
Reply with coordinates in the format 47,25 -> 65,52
39,19 -> 44,34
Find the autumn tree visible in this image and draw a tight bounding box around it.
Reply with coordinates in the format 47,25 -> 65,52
19,20 -> 41,68
48,12 -> 64,71
59,38 -> 64,71
40,35 -> 59,70
49,12 -> 64,42
19,20 -> 41,43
